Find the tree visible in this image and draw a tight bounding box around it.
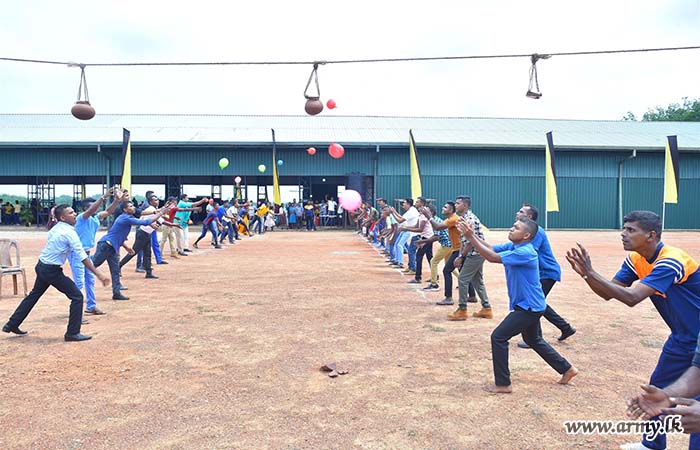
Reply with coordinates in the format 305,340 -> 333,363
623,97 -> 700,122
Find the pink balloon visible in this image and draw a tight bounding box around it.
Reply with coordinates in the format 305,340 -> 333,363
339,189 -> 362,212
306,147 -> 317,155
328,143 -> 345,159
326,99 -> 337,109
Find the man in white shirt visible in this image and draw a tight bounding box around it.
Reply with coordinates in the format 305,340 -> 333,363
388,198 -> 420,270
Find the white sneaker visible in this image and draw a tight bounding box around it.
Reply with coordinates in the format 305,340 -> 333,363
619,443 -> 656,450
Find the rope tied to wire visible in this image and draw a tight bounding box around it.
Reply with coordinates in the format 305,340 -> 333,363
303,62 -> 325,100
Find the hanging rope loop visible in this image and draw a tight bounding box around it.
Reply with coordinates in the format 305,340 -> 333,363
76,65 -> 90,103
303,62 -> 325,99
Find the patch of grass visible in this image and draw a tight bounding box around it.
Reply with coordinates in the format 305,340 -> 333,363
423,324 -> 447,332
195,306 -> 215,314
640,338 -> 664,349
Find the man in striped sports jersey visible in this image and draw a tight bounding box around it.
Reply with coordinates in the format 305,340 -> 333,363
567,210 -> 700,450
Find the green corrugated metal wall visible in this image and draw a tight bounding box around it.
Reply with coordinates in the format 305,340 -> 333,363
1,144 -> 699,229
375,147 -> 700,230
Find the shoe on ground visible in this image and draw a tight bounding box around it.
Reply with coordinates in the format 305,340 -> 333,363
177,251 -> 188,257
472,307 -> 493,319
170,253 -> 180,259
517,341 -> 531,349
436,298 -> 454,306
84,308 -> 106,315
558,327 -> 577,341
423,284 -> 440,291
64,333 -> 92,342
112,294 -> 130,301
214,245 -> 222,249
192,243 -> 199,249
183,249 -> 193,252
467,296 -> 478,303
157,261 -> 169,265
447,308 -> 468,320
619,443 -> 655,450
145,273 -> 159,279
407,279 -> 421,284
135,267 -> 146,273
401,268 -> 413,273
119,285 -> 128,290
2,323 -> 27,335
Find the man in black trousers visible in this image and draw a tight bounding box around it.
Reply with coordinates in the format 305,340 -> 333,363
3,204 -> 110,341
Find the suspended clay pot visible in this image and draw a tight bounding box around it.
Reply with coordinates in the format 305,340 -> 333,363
71,101 -> 96,120
305,98 -> 323,116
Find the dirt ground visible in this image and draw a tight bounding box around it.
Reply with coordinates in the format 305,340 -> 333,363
1,227 -> 699,449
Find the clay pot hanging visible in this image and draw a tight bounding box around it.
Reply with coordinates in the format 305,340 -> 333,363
303,63 -> 324,116
71,65 -> 96,120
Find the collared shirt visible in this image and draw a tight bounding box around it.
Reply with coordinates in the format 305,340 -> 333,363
493,241 -> 545,312
530,227 -> 561,282
39,221 -> 88,265
432,217 -> 452,248
443,215 -> 461,251
99,213 -> 154,252
615,242 -> 700,350
459,210 -> 484,257
74,213 -> 100,250
175,201 -> 194,228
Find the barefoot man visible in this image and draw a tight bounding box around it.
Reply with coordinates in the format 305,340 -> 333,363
458,216 -> 578,393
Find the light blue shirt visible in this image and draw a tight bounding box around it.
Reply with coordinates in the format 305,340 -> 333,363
74,214 -> 100,250
39,221 -> 88,265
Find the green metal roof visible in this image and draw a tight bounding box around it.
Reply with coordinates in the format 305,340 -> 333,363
1,114 -> 700,150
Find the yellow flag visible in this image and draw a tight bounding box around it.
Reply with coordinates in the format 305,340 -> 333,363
409,129 -> 422,200
272,129 -> 281,206
664,135 -> 679,204
545,131 -> 559,212
121,128 -> 132,192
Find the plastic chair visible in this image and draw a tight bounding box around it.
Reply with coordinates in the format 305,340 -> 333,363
0,239 -> 28,297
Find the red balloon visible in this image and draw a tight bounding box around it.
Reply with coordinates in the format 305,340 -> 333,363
306,147 -> 317,155
326,99 -> 337,109
328,143 -> 345,159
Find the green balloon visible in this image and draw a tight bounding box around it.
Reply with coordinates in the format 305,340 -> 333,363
258,164 -> 266,173
218,158 -> 229,170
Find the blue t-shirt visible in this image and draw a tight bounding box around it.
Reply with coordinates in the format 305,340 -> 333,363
99,213 -> 153,252
203,210 -> 218,226
615,242 -> 700,350
216,207 -> 226,221
530,227 -> 561,281
493,241 -> 546,312
75,214 -> 100,250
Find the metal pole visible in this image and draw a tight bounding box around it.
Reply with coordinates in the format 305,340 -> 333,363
618,149 -> 636,228
374,145 -> 379,206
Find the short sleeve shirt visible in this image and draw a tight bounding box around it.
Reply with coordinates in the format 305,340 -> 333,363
493,241 -> 545,312
443,215 -> 461,251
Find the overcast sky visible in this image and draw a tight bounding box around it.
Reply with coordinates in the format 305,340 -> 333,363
1,0 -> 698,121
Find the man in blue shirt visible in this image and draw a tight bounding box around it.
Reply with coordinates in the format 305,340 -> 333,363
458,216 -> 578,394
3,205 -> 110,341
70,187 -> 122,316
569,211 -> 700,450
515,204 -> 576,349
193,203 -> 223,249
91,201 -> 169,300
